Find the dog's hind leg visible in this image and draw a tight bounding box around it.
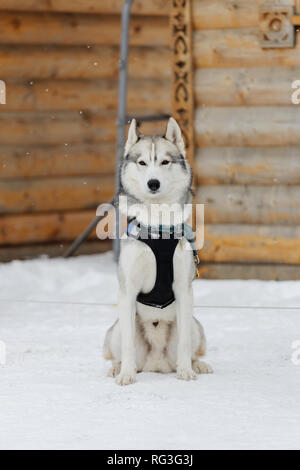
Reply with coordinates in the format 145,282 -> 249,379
192,317 -> 206,357
192,317 -> 213,374
192,359 -> 213,374
104,320 -> 118,361
104,320 -> 121,377
107,361 -> 121,377
135,315 -> 149,372
166,317 -> 213,374
104,316 -> 148,376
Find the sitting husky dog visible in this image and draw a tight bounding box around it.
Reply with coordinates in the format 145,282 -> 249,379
104,117 -> 212,385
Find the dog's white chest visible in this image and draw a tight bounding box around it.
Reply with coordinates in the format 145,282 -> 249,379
119,238 -> 178,322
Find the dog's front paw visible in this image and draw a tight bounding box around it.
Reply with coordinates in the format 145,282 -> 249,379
116,372 -> 136,386
176,367 -> 197,381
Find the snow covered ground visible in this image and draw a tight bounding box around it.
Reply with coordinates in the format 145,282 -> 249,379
0,251 -> 300,450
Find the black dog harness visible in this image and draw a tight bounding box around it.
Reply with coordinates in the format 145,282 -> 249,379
127,220 -> 199,309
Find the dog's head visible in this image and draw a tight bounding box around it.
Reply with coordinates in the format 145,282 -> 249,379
121,118 -> 192,205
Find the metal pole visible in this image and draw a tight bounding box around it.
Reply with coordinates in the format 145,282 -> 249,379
64,198 -> 115,258
63,0 -> 169,260
64,1 -> 134,259
114,0 -> 134,261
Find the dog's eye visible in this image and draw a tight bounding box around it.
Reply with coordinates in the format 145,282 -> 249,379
161,160 -> 170,166
138,160 -> 147,166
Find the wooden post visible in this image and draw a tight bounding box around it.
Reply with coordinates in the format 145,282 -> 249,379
170,0 -> 195,166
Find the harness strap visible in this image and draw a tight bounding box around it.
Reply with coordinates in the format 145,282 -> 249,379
127,220 -> 200,278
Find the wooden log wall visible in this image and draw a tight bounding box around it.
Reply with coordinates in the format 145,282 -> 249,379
193,0 -> 300,279
0,0 -> 171,260
2,0 -> 299,280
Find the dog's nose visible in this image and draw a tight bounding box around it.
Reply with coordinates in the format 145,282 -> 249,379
147,179 -> 160,192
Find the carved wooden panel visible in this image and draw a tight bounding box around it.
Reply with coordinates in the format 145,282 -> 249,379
259,3 -> 294,48
170,0 -> 195,164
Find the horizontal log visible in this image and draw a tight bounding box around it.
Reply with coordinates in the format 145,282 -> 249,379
0,210 -> 97,244
197,185 -> 300,225
0,45 -> 171,80
195,67 -> 300,106
194,28 -> 300,69
0,111 -> 165,146
198,263 -> 300,280
7,219 -> 300,265
4,215 -> 300,265
2,79 -> 170,112
0,111 -> 115,146
192,1 -> 296,30
195,147 -> 300,185
0,143 -> 116,179
0,12 -> 168,46
192,0 -> 261,30
0,0 -> 169,15
201,224 -> 300,264
195,107 -> 300,147
0,176 -> 114,214
0,240 -> 112,263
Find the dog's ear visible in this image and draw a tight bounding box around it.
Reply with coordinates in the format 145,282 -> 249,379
125,119 -> 138,155
165,117 -> 185,155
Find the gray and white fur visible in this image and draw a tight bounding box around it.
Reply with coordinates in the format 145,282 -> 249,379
104,117 -> 212,385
